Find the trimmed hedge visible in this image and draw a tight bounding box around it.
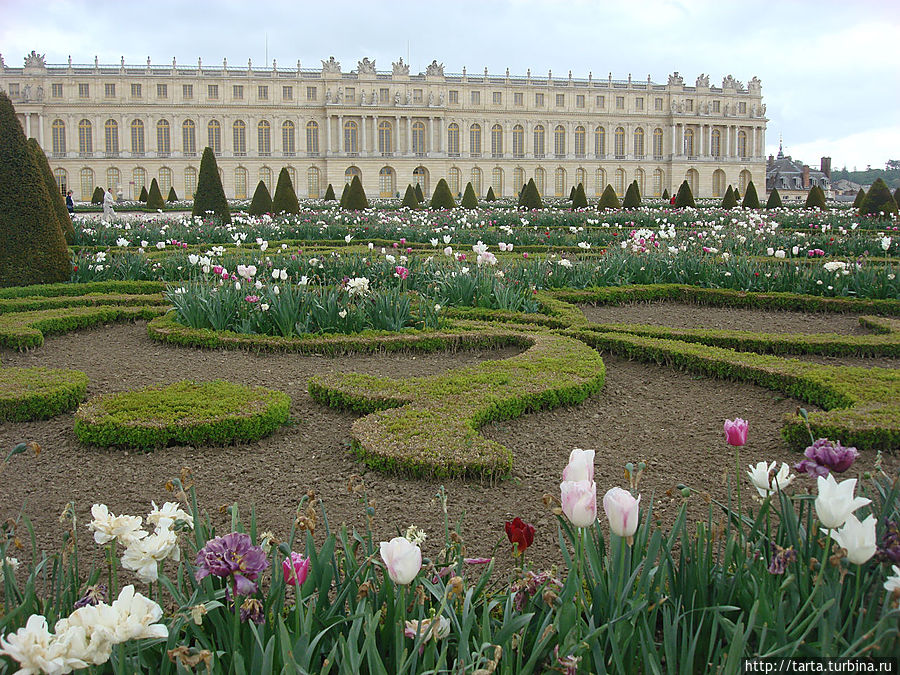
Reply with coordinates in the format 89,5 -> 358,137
859,178 -> 899,218
74,380 -> 290,448
597,184 -> 620,210
401,184 -> 419,209
742,181 -> 760,209
430,178 -> 456,210
342,175 -> 369,210
461,182 -> 478,209
0,280 -> 165,299
0,367 -> 89,421
272,168 -> 300,215
518,178 -> 543,210
191,147 -> 231,224
0,292 -> 168,315
146,178 -> 165,210
721,185 -> 737,209
28,138 -> 74,244
674,180 -> 696,208
248,180 -> 273,216
766,188 -> 783,209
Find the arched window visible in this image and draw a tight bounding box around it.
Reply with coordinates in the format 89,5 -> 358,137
555,167 -> 566,197
53,168 -> 68,195
379,166 -> 395,198
234,167 -> 248,199
684,128 -> 695,157
513,167 -> 525,193
132,167 -> 146,197
343,120 -> 358,153
574,126 -> 585,157
182,120 -> 196,155
344,166 -> 361,184
80,168 -> 94,201
260,166 -> 273,193
595,126 -> 606,157
534,167 -> 546,195
633,127 -> 644,158
378,120 -> 393,154
258,120 -> 271,155
286,166 -> 296,189
104,119 -> 119,155
184,167 -> 197,199
208,120 -> 221,154
635,168 -> 645,195
491,124 -> 503,157
615,168 -> 626,196
307,167 -> 320,197
131,119 -> 145,155
652,168 -> 664,197
492,167 -> 503,196
159,167 -> 173,195
233,120 -> 246,155
106,168 -> 120,192
78,120 -> 92,155
711,129 -> 721,158
471,167 -> 482,196
413,166 -> 428,195
554,125 -> 566,156
739,169 -> 751,194
614,127 -> 625,159
469,124 -> 481,155
686,168 -> 699,195
156,120 -> 170,154
575,168 -> 586,190
306,121 -> 319,154
447,123 -> 459,155
595,168 -> 607,196
512,125 -> 524,158
449,167 -> 461,195
653,128 -> 663,159
712,169 -> 726,197
533,125 -> 545,157
738,131 -> 748,159
282,121 -> 295,155
51,119 -> 66,156
412,121 -> 426,155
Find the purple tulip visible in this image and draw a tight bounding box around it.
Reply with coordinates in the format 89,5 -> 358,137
794,438 -> 859,477
724,418 -> 749,446
195,532 -> 269,596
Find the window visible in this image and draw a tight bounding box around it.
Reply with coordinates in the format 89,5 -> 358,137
513,167 -> 525,193
711,129 -> 721,158
52,83 -> 63,98
234,167 -> 248,199
343,120 -> 358,153
182,120 -> 196,154
104,83 -> 115,97
52,119 -> 66,156
595,168 -> 606,196
345,87 -> 355,102
283,86 -> 293,101
449,90 -> 459,104
533,125 -> 545,156
686,168 -> 699,195
233,85 -> 244,100
556,94 -> 565,107
576,94 -> 585,108
282,121 -> 295,155
258,120 -> 271,155
131,83 -> 142,98
512,125 -> 524,157
378,120 -> 393,153
471,167 -> 482,196
207,84 -> 218,99
8,84 -> 19,97
470,91 -> 480,105
412,121 -> 425,154
684,128 -> 695,156
738,130 -> 747,158
258,85 -> 268,100
514,92 -> 523,106
447,123 -> 459,155
54,168 -> 67,195
595,126 -> 606,157
686,99 -> 693,112
555,167 -> 566,197
655,97 -> 663,111
413,166 -> 428,194
286,166 -> 296,188
307,167 -> 320,198
104,119 -> 119,155
184,167 -> 197,199
106,168 -> 120,193
635,168 -> 645,195
575,168 -> 586,190
379,166 -> 395,198
344,167 -> 360,184
183,84 -> 193,99
616,96 -> 625,109
80,168 -> 94,201
492,91 -> 502,105
260,167 -> 273,193
78,83 -> 90,98
413,89 -> 423,103
469,124 -> 481,155
133,167 -> 146,196
156,120 -> 170,154
554,125 -> 566,156
306,86 -> 317,101
633,127 -> 644,158
492,167 -> 503,196
712,169 -> 725,198
614,127 -> 625,159
306,121 -> 319,153
491,124 -> 503,157
738,102 -> 747,114
635,97 -> 643,111
653,128 -> 663,159
596,95 -> 605,108
535,93 -> 544,107
157,84 -> 167,99
78,119 -> 93,154
130,119 -> 145,155
574,126 -> 585,156
159,167 -> 173,195
615,168 -> 626,196
233,120 -> 246,155
652,168 -> 664,197
534,167 -> 545,195
208,120 -> 221,154
379,88 -> 389,103
712,100 -> 720,113
449,167 -> 461,195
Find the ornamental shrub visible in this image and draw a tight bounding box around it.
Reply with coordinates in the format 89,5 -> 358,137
721,185 -> 737,209
804,185 -> 827,209
569,185 -> 576,201
414,182 -> 425,203
661,188 -> 670,200
572,183 -> 587,209
192,147 -> 231,223
632,180 -> 642,203
766,187 -> 783,209
430,178 -> 456,209
138,185 -> 148,202
622,181 -> 641,209
167,187 -> 178,202
674,180 -> 696,208
894,188 -> 900,209
401,184 -> 419,209
146,178 -> 165,210
323,183 -> 336,201
859,178 -> 899,218
343,175 -> 369,210
28,138 -> 74,243
0,92 -> 71,287
519,178 -> 543,210
852,188 -> 866,208
91,186 -> 104,204
742,181 -> 761,209
597,184 -> 620,210
733,189 -> 740,201
272,167 -> 300,214
485,186 -> 496,202
339,182 -> 349,207
461,182 -> 478,208
248,180 -> 273,215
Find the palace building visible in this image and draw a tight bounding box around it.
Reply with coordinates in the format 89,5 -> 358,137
1,51 -> 768,202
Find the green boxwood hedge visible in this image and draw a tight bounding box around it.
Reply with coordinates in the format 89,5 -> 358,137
0,367 -> 89,421
0,280 -> 165,299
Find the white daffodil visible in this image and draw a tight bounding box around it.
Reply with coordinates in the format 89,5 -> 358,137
88,504 -> 146,547
146,501 -> 193,531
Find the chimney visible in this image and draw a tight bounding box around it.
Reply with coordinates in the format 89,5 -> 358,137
802,165 -> 810,189
767,154 -> 774,168
820,156 -> 831,179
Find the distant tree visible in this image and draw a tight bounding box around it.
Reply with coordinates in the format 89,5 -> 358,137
674,180 -> 696,208
859,178 -> 899,218
323,183 -> 336,201
721,185 -> 737,209
887,159 -> 900,171
741,181 -> 761,209
597,184 -> 620,210
485,186 -> 497,202
519,178 -> 543,210
248,180 -> 273,215
342,175 -> 369,210
852,188 -> 866,208
765,187 -> 783,209
167,186 -> 178,202
28,138 -> 74,243
804,185 -> 827,209
401,184 -> 419,209
138,185 -> 148,202
572,183 -> 588,209
146,178 -> 165,210
461,182 -> 478,208
622,181 -> 641,208
430,178 -> 456,209
191,147 -> 231,223
272,167 -> 300,214
91,186 -> 105,204
414,182 -> 425,203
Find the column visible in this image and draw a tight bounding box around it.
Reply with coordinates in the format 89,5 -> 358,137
436,117 -> 443,154
361,115 -> 367,155
25,114 -> 31,139
671,123 -> 676,156
394,115 -> 400,153
525,122 -> 532,156
337,115 -> 343,154
406,116 -> 412,156
325,115 -> 331,155
751,126 -> 757,159
38,113 -> 44,146
725,126 -> 731,158
428,117 -> 434,155
625,123 -> 632,160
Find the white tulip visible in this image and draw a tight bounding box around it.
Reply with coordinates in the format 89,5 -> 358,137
815,475 -> 871,529
824,513 -> 877,565
379,537 -> 422,585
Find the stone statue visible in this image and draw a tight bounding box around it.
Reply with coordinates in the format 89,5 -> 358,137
325,89 -> 332,103
321,56 -> 341,74
405,90 -> 411,104
667,71 -> 683,86
147,56 -> 151,70
358,57 -> 376,75
394,91 -> 401,104
336,87 -> 343,102
760,104 -> 766,116
372,89 -> 377,104
24,50 -> 46,69
748,76 -> 761,92
23,84 -> 31,100
722,74 -> 743,90
36,86 -> 43,100
751,104 -> 757,117
392,58 -> 410,76
439,92 -> 445,105
428,92 -> 434,106
695,73 -> 709,88
724,103 -> 730,116
0,54 -> 5,70
360,90 -> 367,104
425,60 -> 444,77
670,100 -> 677,113
677,101 -> 685,113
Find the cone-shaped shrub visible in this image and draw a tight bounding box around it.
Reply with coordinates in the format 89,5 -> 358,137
572,183 -> 588,208
721,185 -> 737,209
674,180 -> 696,208
742,181 -> 760,209
339,182 -> 349,207
733,189 -> 740,201
272,168 -> 300,214
597,184 -> 620,210
662,188 -> 670,201
430,178 -> 456,209
323,183 -> 336,201
766,187 -> 783,209
852,187 -> 866,208
28,138 -> 74,243
461,182 -> 478,208
633,180 -> 642,202
859,178 -> 899,218
519,178 -> 543,209
401,184 -> 419,209
248,180 -> 273,215
804,185 -> 827,209
192,147 -> 231,223
569,185 -> 576,201
0,92 -> 71,286
91,186 -> 105,204
167,186 -> 178,202
146,178 -> 165,210
893,188 -> 900,209
622,181 -> 641,209
342,175 -> 369,210
485,186 -> 496,202
415,182 -> 424,203
138,185 -> 148,202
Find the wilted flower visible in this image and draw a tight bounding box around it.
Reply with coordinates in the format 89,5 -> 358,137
876,520 -> 900,563
73,585 -> 107,610
815,475 -> 871,530
282,552 -> 310,587
603,487 -> 641,543
554,645 -> 580,675
825,513 -> 878,565
404,616 -> 450,642
239,597 -> 265,624
724,418 -> 748,446
794,439 -> 859,477
560,480 -> 597,528
884,565 -> 900,594
195,533 -> 269,596
504,517 -> 535,555
768,543 -> 797,575
746,461 -> 795,497
511,570 -> 563,610
379,537 -> 422,585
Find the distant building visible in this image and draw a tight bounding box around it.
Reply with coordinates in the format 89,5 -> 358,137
765,141 -> 832,202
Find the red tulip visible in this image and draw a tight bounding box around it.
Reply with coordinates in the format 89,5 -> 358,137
505,517 -> 535,554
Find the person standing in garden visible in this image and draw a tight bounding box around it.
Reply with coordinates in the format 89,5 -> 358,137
102,187 -> 116,222
65,190 -> 75,214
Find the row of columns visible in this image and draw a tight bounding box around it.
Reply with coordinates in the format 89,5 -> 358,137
669,123 -> 763,159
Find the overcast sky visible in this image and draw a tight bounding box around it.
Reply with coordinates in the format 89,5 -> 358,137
2,0 -> 898,171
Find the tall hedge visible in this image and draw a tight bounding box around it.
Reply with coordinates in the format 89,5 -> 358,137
674,180 -> 696,208
430,178 -> 456,209
167,186 -> 178,202
720,185 -> 737,209
342,175 -> 369,210
191,147 -> 231,223
766,187 -> 783,209
415,182 -> 425,203
461,182 -> 478,208
248,180 -> 273,215
859,178 -> 899,218
401,184 -> 419,209
91,186 -> 105,205
622,181 -> 641,209
323,183 -> 336,201
572,183 -> 587,209
485,186 -> 497,202
146,178 -> 165,210
272,167 -> 300,214
28,138 -> 74,243
742,181 -> 761,209
0,92 -> 71,287
597,184 -> 620,210
519,178 -> 543,210
804,185 -> 827,209
138,185 -> 148,202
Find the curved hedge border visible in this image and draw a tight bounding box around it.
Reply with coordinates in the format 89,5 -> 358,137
0,293 -> 169,315
74,380 -> 290,448
308,331 -> 605,477
0,367 -> 89,421
0,280 -> 165,299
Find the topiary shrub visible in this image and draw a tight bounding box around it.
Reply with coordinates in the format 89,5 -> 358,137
519,178 -> 543,210
622,181 -> 641,209
461,182 -> 478,208
859,178 -> 899,219
430,178 -> 456,209
342,175 -> 369,210
414,182 -> 425,203
146,178 -> 165,210
766,188 -> 783,209
742,181 -> 761,209
272,167 -> 300,214
401,184 -> 419,209
248,180 -> 273,215
852,188 -> 866,208
339,182 -> 349,207
661,188 -> 670,201
167,186 -> 178,202
894,188 -> 900,210
192,147 -> 231,224
674,180 -> 696,208
572,183 -> 587,209
733,189 -> 740,201
485,186 -> 496,202
804,185 -> 827,209
569,185 -> 576,201
138,185 -> 148,202
323,183 -> 336,201
28,138 -> 74,244
0,92 -> 71,287
721,185 -> 737,209
597,184 -> 620,210
91,186 -> 105,205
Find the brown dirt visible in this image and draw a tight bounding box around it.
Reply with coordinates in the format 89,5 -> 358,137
1,321 -> 896,578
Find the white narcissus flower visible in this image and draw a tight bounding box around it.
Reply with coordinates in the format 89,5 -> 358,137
824,514 -> 877,565
120,528 -> 179,583
106,585 -> 168,643
562,448 -> 595,482
147,501 -> 193,531
443,246 -> 453,257
746,461 -> 795,498
0,614 -> 76,674
88,504 -> 147,547
379,537 -> 422,585
815,475 -> 871,530
0,556 -> 19,584
884,565 -> 900,594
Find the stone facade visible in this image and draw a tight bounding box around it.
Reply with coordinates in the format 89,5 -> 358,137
766,142 -> 833,203
1,53 -> 767,202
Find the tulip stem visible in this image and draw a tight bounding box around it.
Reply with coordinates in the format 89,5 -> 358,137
735,445 -> 743,532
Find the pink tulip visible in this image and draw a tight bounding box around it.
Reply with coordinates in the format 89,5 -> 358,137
603,487 -> 641,543
562,449 -> 594,483
724,418 -> 748,446
282,552 -> 310,586
395,266 -> 410,280
560,480 -> 597,528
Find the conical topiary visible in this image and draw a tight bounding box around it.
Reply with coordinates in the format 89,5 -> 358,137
721,185 -> 737,209
139,185 -> 148,202
192,146 -> 231,223
519,178 -> 543,209
766,187 -> 782,209
804,185 -> 827,209
248,180 -> 273,215
674,180 -> 696,208
339,182 -> 349,207
414,182 -> 424,203
569,185 -> 576,201
733,189 -> 740,201
597,184 -> 620,210
146,178 -> 165,210
852,187 -> 866,208
0,91 -> 71,286
742,181 -> 760,209
430,178 -> 456,209
401,184 -> 419,209
342,175 -> 369,210
323,183 -> 336,201
461,182 -> 478,208
272,167 -> 300,214
91,186 -> 105,204
167,186 -> 178,202
859,178 -> 899,218
572,183 -> 587,209
633,180 -> 642,203
661,188 -> 670,201
893,187 -> 900,210
28,138 -> 74,243
485,186 -> 496,202
622,181 -> 641,209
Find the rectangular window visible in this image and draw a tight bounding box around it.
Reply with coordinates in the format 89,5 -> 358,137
8,83 -> 19,97
233,85 -> 244,99
556,93 -> 565,107
576,94 -> 585,108
182,84 -> 193,99
535,93 -> 544,107
686,99 -> 693,111
157,84 -> 167,98
635,97 -> 643,110
470,90 -> 480,104
78,83 -> 90,98
413,88 -> 423,103
258,85 -> 268,100
449,90 -> 459,104
379,88 -> 389,103
738,101 -> 747,114
207,84 -> 218,99
104,83 -> 115,97
596,95 -> 605,108
306,86 -> 317,101
514,92 -> 523,106
282,85 -> 292,100
655,97 -> 663,110
52,83 -> 63,98
712,100 -> 720,113
131,83 -> 141,98
345,86 -> 355,102
492,91 -> 502,105
615,96 -> 624,109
